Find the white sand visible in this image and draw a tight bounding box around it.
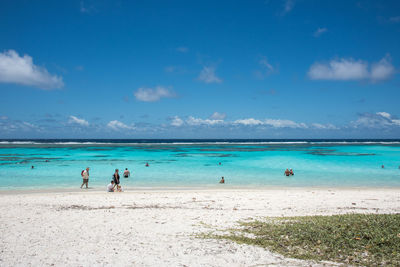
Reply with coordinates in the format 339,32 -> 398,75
0,188 -> 399,266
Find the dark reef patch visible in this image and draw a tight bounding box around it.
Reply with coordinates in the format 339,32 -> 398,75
0,156 -> 62,162
307,152 -> 376,156
86,148 -> 114,151
175,153 -> 236,158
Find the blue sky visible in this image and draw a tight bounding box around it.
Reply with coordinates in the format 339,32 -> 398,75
0,0 -> 400,138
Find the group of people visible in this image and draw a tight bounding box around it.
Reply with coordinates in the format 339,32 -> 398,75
79,164 -> 297,190
284,168 -> 294,176
107,168 -> 131,192
80,167 -> 131,191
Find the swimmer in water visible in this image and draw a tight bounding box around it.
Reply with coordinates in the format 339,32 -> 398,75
219,176 -> 225,184
382,165 -> 384,169
284,169 -> 290,176
31,165 -> 34,169
145,162 -> 149,167
289,169 -> 294,175
123,168 -> 130,178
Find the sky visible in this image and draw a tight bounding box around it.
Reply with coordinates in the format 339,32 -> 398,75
0,0 -> 400,139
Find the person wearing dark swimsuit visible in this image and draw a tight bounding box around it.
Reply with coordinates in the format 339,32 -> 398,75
113,169 -> 120,190
123,168 -> 130,178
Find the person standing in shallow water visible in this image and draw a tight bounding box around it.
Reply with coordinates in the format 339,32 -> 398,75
81,167 -> 90,189
284,168 -> 290,176
219,176 -> 225,184
113,169 -> 120,190
123,168 -> 130,178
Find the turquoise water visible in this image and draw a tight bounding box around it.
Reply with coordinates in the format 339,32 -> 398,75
0,141 -> 400,190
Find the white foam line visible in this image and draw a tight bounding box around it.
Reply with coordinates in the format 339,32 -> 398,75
0,141 -> 399,145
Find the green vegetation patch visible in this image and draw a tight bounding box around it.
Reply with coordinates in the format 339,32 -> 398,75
204,214 -> 400,266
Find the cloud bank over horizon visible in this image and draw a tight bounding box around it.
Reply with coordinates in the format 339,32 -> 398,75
1,111 -> 400,138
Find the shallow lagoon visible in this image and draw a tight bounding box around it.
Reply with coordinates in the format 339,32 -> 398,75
0,140 -> 399,190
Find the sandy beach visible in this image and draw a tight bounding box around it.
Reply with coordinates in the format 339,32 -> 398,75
0,188 -> 399,266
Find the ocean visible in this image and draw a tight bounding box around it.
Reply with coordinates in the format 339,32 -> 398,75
0,139 -> 399,190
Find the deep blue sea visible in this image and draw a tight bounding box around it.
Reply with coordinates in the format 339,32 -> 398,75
0,139 -> 400,190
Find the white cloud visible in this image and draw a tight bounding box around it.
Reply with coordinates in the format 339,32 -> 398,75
234,118 -> 307,128
0,119 -> 40,132
308,55 -> 395,81
314,27 -> 327,37
0,50 -> 64,89
392,119 -> 400,126
134,86 -> 174,102
312,123 -> 338,129
171,116 -> 184,127
370,56 -> 395,81
308,58 -> 368,81
176,47 -> 188,53
378,112 -> 400,126
186,116 -> 224,126
351,112 -> 400,128
376,112 -> 391,119
22,122 -> 39,129
234,118 -> 264,126
264,119 -> 307,128
255,56 -> 276,79
173,115 -> 318,128
210,112 -> 226,120
68,116 -> 89,126
198,66 -> 222,84
107,120 -> 134,131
